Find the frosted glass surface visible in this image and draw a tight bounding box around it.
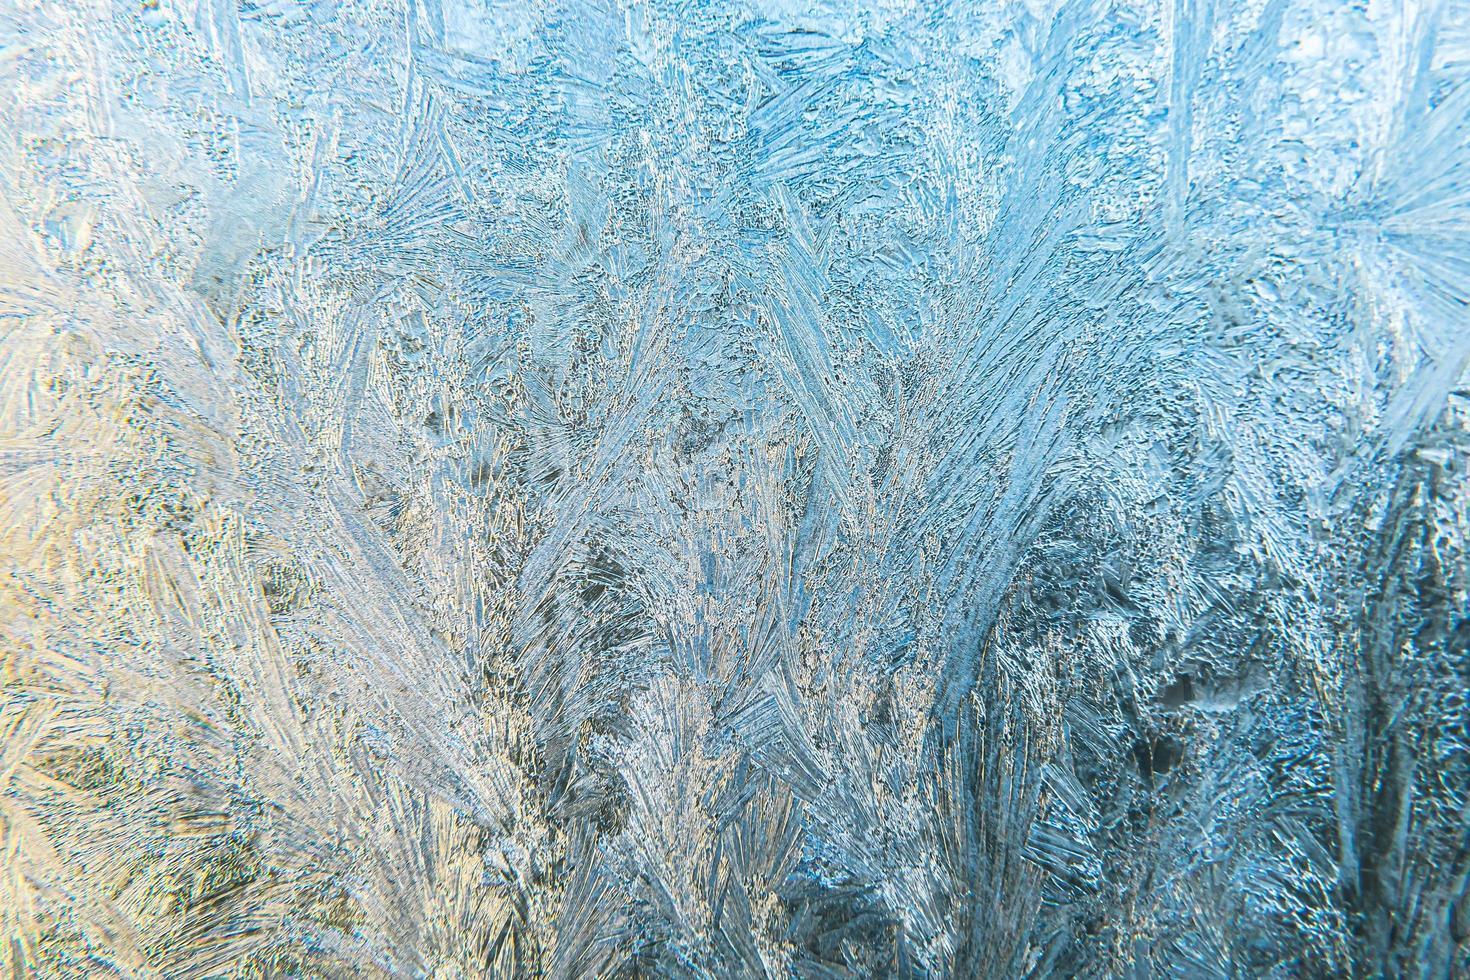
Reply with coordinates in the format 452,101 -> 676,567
1,0 -> 1467,976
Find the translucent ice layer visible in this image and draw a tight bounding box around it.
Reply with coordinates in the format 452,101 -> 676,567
1,0 -> 1467,976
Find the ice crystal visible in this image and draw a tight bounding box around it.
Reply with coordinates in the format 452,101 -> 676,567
1,0 -> 1468,976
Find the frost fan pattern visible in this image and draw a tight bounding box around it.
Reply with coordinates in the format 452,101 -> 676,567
2,0 -> 1469,977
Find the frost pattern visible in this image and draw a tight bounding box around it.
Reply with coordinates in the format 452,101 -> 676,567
2,0 -> 1469,977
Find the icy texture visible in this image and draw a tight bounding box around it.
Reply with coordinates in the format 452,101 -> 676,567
2,0 -> 1469,976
